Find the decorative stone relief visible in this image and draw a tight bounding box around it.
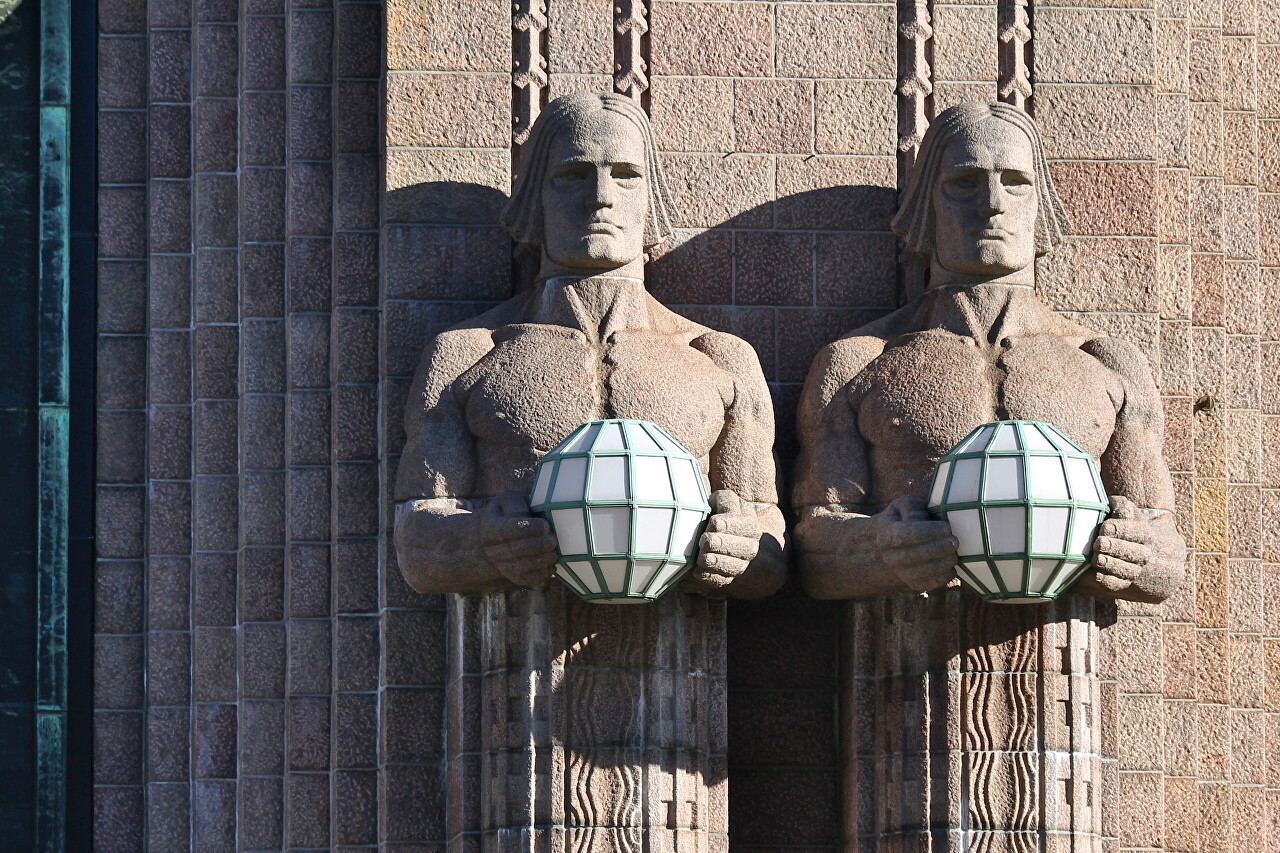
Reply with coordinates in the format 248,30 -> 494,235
614,0 -> 650,103
394,92 -> 786,849
793,102 -> 1187,850
997,0 -> 1033,109
513,0 -> 549,147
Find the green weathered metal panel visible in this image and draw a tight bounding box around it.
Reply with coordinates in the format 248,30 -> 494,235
35,0 -> 71,848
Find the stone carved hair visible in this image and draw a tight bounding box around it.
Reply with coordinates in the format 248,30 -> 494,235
892,102 -> 1070,258
501,92 -> 677,250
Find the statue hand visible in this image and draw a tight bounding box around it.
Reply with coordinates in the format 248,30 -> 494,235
873,495 -> 959,593
480,490 -> 560,588
688,490 -> 763,594
1088,495 -> 1153,595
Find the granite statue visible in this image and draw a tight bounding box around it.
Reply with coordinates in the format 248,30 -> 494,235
392,91 -> 784,848
394,92 -> 786,599
794,101 -> 1186,604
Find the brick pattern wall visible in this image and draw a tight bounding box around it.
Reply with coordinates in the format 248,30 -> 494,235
95,1 -> 1280,851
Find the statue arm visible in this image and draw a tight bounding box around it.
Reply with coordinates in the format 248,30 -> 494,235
394,328 -> 558,594
1074,336 -> 1187,603
688,331 -> 787,600
792,338 -> 959,599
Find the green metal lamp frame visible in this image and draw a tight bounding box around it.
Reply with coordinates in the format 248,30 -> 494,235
927,420 -> 1111,603
530,419 -> 712,603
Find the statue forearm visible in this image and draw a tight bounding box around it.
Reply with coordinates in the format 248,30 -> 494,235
393,499 -> 514,595
795,505 -> 906,600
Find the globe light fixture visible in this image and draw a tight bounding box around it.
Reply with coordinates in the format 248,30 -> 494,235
926,420 -> 1110,604
529,419 -> 713,603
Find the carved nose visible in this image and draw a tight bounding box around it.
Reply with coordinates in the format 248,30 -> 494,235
590,171 -> 614,209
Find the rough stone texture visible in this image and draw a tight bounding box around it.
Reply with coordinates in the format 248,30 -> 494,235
95,0 -> 1277,850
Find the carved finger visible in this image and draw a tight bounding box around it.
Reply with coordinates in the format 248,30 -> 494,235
500,534 -> 560,560
709,489 -> 744,517
892,493 -> 933,522
697,550 -> 749,579
891,535 -> 960,564
489,515 -> 553,543
880,520 -> 954,550
901,559 -> 957,592
1089,569 -> 1132,594
1091,535 -> 1151,567
1108,494 -> 1139,520
705,512 -> 760,538
503,562 -> 558,587
699,531 -> 760,562
1098,518 -> 1151,545
1093,553 -> 1144,582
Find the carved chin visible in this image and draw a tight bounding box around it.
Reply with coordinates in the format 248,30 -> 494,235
549,235 -> 642,268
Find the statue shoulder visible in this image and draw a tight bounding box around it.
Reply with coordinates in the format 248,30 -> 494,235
689,328 -> 763,374
1080,335 -> 1156,384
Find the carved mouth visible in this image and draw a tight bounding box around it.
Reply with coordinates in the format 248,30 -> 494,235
584,223 -> 620,235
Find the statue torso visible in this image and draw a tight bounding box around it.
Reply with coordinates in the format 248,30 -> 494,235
851,310 -> 1122,507
452,280 -> 734,495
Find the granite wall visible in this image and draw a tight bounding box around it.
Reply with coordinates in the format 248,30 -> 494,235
93,0 -> 1280,850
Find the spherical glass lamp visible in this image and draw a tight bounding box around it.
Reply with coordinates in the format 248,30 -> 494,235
926,420 -> 1110,604
528,419 -> 712,604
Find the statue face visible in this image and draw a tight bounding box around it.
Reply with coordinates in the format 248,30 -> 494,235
932,119 -> 1038,277
541,109 -> 649,272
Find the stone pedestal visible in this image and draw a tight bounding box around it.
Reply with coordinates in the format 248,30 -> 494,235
446,586 -> 727,852
843,590 -> 1108,852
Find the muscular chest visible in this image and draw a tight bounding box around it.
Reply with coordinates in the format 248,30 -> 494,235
460,325 -> 732,461
855,332 -> 1120,460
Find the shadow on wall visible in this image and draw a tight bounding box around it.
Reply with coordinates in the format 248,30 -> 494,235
382,179 -> 898,850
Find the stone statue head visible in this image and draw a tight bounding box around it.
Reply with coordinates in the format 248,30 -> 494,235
501,93 -> 676,273
892,102 -> 1069,277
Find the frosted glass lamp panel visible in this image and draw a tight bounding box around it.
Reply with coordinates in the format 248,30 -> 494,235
961,560 -> 1000,595
947,459 -> 983,503
670,457 -> 705,503
962,424 -> 996,453
1026,558 -> 1061,591
589,506 -> 632,554
928,461 -> 951,509
588,456 -> 629,501
632,455 -> 674,502
1021,426 -> 1056,452
628,560 -> 664,595
1064,457 -> 1102,502
1031,506 -> 1071,554
633,506 -> 675,554
983,457 -> 1024,501
673,509 -> 706,558
530,464 -> 553,506
993,559 -> 1026,590
560,562 -> 594,595
1068,509 -> 1102,556
594,421 -> 627,450
597,560 -> 629,592
650,561 -> 689,595
564,423 -> 600,453
1047,561 -> 1086,596
551,509 -> 589,555
949,509 -> 984,557
626,422 -> 663,452
1044,425 -> 1079,453
551,457 -> 588,502
985,506 -> 1027,554
1027,455 -> 1070,500
989,423 -> 1020,451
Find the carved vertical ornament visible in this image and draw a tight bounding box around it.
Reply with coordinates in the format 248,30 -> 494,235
998,0 -> 1033,109
896,0 -> 934,166
513,0 -> 549,147
614,0 -> 651,105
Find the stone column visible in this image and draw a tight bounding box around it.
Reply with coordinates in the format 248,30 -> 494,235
446,587 -> 727,852
844,590 -> 1107,851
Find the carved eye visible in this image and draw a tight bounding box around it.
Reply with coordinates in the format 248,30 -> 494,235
550,163 -> 592,187
612,165 -> 642,186
943,174 -> 979,194
1002,172 -> 1034,195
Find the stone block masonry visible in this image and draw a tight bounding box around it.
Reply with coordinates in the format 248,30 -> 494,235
93,0 -> 1279,850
